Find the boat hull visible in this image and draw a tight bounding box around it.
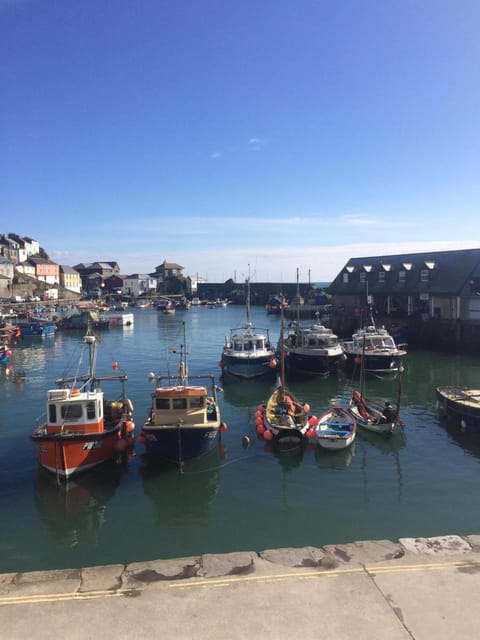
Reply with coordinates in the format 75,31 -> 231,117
348,406 -> 396,434
141,425 -> 221,463
286,352 -> 345,376
316,407 -> 356,450
436,386 -> 480,433
18,323 -> 56,337
221,353 -> 276,379
261,387 -> 310,443
345,351 -> 404,373
31,427 -> 124,479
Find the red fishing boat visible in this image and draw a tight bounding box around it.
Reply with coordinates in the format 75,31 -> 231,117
31,329 -> 134,479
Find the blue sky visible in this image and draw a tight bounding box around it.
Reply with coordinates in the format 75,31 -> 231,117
1,0 -> 479,283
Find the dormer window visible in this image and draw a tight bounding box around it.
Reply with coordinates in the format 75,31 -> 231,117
402,262 -> 413,271
363,265 -> 372,272
381,263 -> 391,271
425,261 -> 436,270
346,265 -> 355,273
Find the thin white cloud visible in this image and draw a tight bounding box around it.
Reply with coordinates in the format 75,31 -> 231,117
248,137 -> 267,150
210,151 -> 221,159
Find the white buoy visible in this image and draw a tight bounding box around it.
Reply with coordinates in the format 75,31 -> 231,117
147,372 -> 155,381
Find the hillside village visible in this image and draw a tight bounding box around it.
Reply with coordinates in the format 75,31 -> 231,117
0,232 -> 193,302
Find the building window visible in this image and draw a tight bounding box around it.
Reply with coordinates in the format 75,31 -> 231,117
360,272 -> 366,284
421,269 -> 429,282
378,272 -> 385,283
399,271 -> 406,283
343,273 -> 349,284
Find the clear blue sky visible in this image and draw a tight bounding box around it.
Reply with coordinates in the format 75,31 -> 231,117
2,0 -> 479,283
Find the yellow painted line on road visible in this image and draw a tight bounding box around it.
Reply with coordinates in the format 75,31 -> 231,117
0,589 -> 126,607
1,559 -> 478,604
168,559 -> 480,590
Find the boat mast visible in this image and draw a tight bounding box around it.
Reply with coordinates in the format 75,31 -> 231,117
245,274 -> 252,327
178,321 -> 188,385
84,332 -> 97,391
279,307 -> 286,398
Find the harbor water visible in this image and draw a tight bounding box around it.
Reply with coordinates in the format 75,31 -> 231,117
1,305 -> 480,574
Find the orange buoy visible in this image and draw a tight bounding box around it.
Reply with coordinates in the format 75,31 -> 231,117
70,388 -> 80,396
256,423 -> 266,435
112,361 -> 119,370
220,422 -> 228,432
263,429 -> 273,441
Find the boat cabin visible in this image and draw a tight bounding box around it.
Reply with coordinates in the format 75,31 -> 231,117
226,325 -> 271,353
352,327 -> 397,351
287,324 -> 340,349
46,389 -> 107,434
151,386 -> 217,424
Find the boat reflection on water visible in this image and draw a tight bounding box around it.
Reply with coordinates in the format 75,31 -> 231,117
357,426 -> 406,454
139,445 -> 224,527
34,462 -> 123,547
263,438 -> 306,470
314,442 -> 356,469
221,376 -> 275,409
436,414 -> 480,461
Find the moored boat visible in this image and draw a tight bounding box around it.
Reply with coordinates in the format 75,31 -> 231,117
0,344 -> 12,366
265,294 -> 288,315
255,309 -> 314,444
316,406 -> 356,450
342,321 -> 406,374
349,390 -> 399,435
347,333 -> 403,436
280,314 -> 345,377
435,386 -> 480,433
138,322 -> 226,467
14,314 -> 56,337
220,276 -> 277,380
31,329 -> 135,479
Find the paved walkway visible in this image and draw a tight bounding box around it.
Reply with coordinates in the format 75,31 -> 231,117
1,534 -> 479,639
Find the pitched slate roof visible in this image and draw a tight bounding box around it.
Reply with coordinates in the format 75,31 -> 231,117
328,248 -> 480,297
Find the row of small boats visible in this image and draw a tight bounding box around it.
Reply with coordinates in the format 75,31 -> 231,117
219,279 -> 407,381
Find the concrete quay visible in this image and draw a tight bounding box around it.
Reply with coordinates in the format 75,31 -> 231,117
1,534 -> 480,639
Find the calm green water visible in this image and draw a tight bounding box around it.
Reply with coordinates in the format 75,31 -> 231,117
1,306 -> 480,573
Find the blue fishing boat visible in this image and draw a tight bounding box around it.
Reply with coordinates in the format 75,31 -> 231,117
16,316 -> 56,337
139,322 -> 226,467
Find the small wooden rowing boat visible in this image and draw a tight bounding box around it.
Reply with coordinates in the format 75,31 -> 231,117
316,406 -> 356,450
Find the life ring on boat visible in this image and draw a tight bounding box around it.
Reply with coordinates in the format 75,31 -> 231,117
70,389 -> 80,396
